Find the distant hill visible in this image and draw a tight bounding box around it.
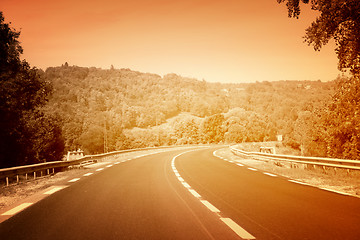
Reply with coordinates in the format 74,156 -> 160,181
43,64 -> 335,155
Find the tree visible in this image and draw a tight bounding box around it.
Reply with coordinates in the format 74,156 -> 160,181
322,76 -> 360,159
201,114 -> 225,143
278,0 -> 360,75
0,12 -> 64,167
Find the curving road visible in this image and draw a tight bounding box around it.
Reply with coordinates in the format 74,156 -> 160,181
1,147 -> 360,240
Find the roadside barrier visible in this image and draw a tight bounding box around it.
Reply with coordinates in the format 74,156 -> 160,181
0,145 -> 201,187
230,145 -> 360,171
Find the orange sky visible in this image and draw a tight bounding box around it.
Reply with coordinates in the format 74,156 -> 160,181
2,0 -> 340,82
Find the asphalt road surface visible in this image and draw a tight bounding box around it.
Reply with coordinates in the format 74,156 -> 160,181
1,147 -> 360,240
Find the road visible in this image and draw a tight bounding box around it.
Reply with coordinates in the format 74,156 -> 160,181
1,147 -> 360,239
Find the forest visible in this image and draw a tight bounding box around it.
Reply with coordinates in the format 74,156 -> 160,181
42,64 -> 339,158
1,0 -> 359,168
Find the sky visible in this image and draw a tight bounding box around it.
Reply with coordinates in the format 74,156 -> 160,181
2,0 -> 341,83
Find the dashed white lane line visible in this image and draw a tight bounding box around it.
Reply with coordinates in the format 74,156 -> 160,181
288,180 -> 309,186
68,178 -> 80,183
189,189 -> 201,198
178,177 -> 185,182
237,163 -> 244,167
96,168 -> 104,171
1,203 -> 33,216
83,172 -> 93,176
247,168 -> 258,171
201,200 -> 220,213
220,218 -> 256,240
319,188 -> 353,197
172,149 -> 256,240
182,182 -> 191,188
263,172 -> 277,177
43,186 -> 67,195
106,164 -> 113,168
114,162 -> 120,164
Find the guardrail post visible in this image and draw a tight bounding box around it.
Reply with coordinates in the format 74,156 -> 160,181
6,177 -> 9,186
34,172 -> 36,180
52,168 -> 54,174
16,175 -> 19,184
47,169 -> 49,175
25,173 -> 28,180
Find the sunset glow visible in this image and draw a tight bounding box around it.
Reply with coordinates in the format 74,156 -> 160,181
2,0 -> 340,82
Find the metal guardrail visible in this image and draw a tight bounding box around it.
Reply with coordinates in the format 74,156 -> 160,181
230,146 -> 360,171
0,145 -> 199,186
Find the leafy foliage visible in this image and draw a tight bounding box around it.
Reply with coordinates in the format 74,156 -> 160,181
0,12 -> 64,168
322,76 -> 360,159
278,0 -> 360,75
43,64 -> 335,156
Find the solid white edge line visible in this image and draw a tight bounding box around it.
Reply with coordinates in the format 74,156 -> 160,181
182,182 -> 191,188
1,203 -> 33,216
178,177 -> 185,182
220,218 -> 256,239
201,200 -> 220,213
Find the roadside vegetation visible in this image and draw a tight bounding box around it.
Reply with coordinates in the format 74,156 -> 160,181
1,0 -> 359,168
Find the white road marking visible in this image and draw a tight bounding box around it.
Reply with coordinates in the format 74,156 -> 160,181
201,200 -> 220,213
189,189 -> 201,198
175,173 -> 181,177
83,172 -> 93,176
264,172 -> 277,177
43,186 -> 66,195
248,168 -> 258,171
114,162 -> 120,164
319,188 -> 351,196
220,218 -> 256,239
68,178 -> 80,183
106,164 -> 113,168
289,180 -> 308,185
96,168 -> 104,171
174,149 -> 257,239
1,203 -> 33,216
237,163 -> 244,167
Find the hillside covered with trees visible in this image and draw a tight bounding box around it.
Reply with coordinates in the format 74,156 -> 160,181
43,64 -> 337,158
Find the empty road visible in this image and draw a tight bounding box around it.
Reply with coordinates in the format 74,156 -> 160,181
1,147 -> 359,239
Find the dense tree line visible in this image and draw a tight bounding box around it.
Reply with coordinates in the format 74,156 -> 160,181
2,0 -> 359,168
0,12 -> 64,168
278,0 -> 360,159
43,64 -> 336,157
